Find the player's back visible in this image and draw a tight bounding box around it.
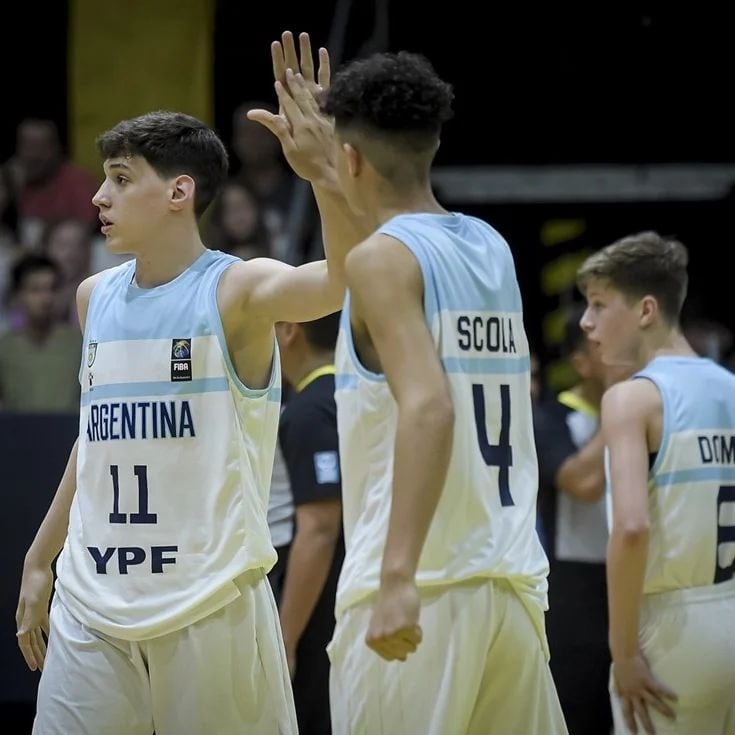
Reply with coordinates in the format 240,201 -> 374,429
636,355 -> 735,592
335,212 -> 548,618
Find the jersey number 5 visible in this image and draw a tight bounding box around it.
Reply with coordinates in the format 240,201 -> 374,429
715,485 -> 735,584
472,383 -> 514,506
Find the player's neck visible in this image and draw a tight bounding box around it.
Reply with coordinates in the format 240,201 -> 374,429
641,328 -> 697,365
371,182 -> 447,228
288,351 -> 334,391
132,229 -> 205,289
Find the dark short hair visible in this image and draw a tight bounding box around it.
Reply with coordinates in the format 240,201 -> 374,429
322,51 -> 454,151
577,231 -> 689,324
96,111 -> 229,218
302,312 -> 341,351
11,253 -> 59,294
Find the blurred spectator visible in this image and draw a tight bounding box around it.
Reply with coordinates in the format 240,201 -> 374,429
231,102 -> 295,260
0,254 -> 81,413
206,180 -> 273,260
3,118 -> 99,247
276,313 -> 343,735
0,166 -> 21,330
42,219 -> 93,326
533,304 -> 618,735
683,317 -> 733,365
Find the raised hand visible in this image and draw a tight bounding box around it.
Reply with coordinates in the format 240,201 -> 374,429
247,31 -> 336,187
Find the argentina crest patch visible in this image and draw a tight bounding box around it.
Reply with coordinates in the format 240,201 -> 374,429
87,341 -> 98,368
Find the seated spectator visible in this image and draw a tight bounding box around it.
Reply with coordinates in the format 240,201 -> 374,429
0,254 -> 81,413
4,118 -> 99,247
42,219 -> 93,326
206,180 -> 273,260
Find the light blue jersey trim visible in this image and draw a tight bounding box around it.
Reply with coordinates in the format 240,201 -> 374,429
335,373 -> 358,391
340,295 -> 386,384
378,213 -> 523,316
655,467 -> 735,486
81,378 -> 230,406
442,356 -> 530,375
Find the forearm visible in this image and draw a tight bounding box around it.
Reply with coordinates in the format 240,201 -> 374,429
25,438 -> 79,568
556,430 -> 606,502
313,185 -> 370,295
381,400 -> 454,583
607,526 -> 649,660
279,526 -> 339,648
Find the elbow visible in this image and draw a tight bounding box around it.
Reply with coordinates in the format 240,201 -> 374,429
614,521 -> 650,542
414,393 -> 455,435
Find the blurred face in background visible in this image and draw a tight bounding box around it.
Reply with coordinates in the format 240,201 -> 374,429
221,183 -> 259,242
17,268 -> 58,326
232,112 -> 281,168
45,220 -> 91,281
17,121 -> 61,184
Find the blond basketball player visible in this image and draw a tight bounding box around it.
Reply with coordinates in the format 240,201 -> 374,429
579,231 -> 735,735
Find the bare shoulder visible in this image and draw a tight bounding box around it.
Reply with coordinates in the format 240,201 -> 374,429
602,378 -> 662,426
217,257 -> 286,311
76,270 -> 110,331
345,233 -> 422,292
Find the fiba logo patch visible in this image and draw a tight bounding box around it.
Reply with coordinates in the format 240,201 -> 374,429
171,338 -> 192,381
87,341 -> 98,368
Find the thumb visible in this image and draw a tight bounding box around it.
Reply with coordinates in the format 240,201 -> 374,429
15,598 -> 25,631
246,110 -> 290,139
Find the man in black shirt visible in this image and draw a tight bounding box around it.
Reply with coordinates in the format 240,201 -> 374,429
276,311 -> 344,735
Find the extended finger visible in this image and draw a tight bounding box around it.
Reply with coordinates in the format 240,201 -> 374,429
632,697 -> 654,735
281,31 -> 300,76
288,72 -> 321,116
274,80 -> 305,126
247,108 -> 293,141
298,32 -> 315,83
271,40 -> 286,84
621,696 -> 638,734
645,688 -> 676,720
31,629 -> 47,671
317,47 -> 331,90
16,631 -> 37,671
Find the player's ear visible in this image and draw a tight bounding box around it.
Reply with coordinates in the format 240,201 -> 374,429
170,174 -> 196,212
275,321 -> 298,347
639,295 -> 658,328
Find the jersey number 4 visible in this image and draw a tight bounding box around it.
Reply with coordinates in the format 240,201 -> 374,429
472,383 -> 514,506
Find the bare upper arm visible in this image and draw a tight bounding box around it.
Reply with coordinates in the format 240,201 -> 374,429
346,235 -> 452,408
294,498 -> 342,537
601,379 -> 661,528
220,257 -> 342,325
76,271 -> 107,332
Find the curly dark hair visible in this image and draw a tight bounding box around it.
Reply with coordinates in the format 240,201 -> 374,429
322,51 -> 454,138
96,111 -> 229,218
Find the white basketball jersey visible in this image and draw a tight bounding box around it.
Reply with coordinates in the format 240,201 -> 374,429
55,249 -> 280,640
633,356 -> 735,593
335,213 -> 549,618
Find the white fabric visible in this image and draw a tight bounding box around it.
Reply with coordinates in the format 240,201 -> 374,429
34,570 -> 297,735
611,579 -> 735,735
328,578 -> 567,735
